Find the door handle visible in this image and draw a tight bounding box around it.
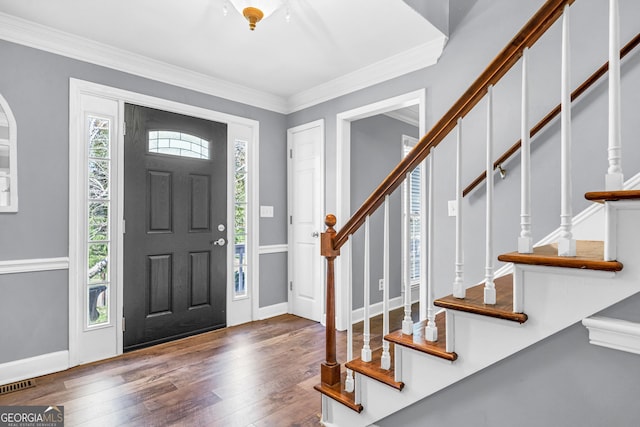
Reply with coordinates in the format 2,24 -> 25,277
211,238 -> 226,246
311,232 -> 319,238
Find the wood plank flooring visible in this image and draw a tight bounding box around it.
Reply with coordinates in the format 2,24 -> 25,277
0,305 -> 418,426
0,315 -> 334,426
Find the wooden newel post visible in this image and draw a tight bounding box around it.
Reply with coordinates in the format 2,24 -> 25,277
321,214 -> 341,386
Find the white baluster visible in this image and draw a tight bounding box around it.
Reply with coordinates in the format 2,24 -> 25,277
345,236 -> 354,392
419,156 -> 428,322
425,149 -> 438,342
453,118 -> 465,298
559,4 -> 576,256
361,216 -> 372,362
519,47 -> 534,254
402,173 -> 413,335
484,85 -> 496,304
606,0 -> 623,190
381,195 -> 391,370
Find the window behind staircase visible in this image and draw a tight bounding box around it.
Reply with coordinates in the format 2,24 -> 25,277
403,135 -> 421,285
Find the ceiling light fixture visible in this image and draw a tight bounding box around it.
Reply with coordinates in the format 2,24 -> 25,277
227,0 -> 286,31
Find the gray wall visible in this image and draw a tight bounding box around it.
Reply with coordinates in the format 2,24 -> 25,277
350,114 -> 418,308
0,39 -> 288,363
0,270 -> 68,363
259,252 -> 288,307
377,294 -> 640,427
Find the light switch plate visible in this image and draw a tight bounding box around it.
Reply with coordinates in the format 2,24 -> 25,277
448,200 -> 457,217
260,205 -> 274,218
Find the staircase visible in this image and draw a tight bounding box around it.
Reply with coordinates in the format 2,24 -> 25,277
313,0 -> 640,425
318,189 -> 640,426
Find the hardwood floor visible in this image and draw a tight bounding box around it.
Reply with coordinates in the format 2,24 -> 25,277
0,315 -> 331,426
0,307 -> 416,426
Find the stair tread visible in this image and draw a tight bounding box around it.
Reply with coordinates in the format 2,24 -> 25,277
314,372 -> 363,413
434,274 -> 528,323
385,311 -> 457,361
497,240 -> 622,271
346,347 -> 404,391
585,189 -> 640,203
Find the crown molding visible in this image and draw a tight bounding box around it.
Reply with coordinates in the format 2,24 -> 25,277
384,109 -> 419,127
286,35 -> 447,113
0,12 -> 446,115
0,12 -> 289,114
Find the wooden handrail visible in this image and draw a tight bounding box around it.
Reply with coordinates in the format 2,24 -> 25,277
332,0 -> 575,250
463,31 -> 640,197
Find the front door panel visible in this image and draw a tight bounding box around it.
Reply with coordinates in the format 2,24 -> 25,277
124,104 -> 227,351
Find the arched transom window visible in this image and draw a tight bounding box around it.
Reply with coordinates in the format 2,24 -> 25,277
148,130 -> 210,159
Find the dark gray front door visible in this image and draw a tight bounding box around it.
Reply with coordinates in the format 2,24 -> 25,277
123,104 -> 227,351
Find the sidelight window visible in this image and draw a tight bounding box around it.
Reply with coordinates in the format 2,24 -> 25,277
233,138 -> 248,299
86,116 -> 111,326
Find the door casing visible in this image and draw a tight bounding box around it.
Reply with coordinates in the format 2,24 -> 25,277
69,79 -> 259,366
334,89 -> 426,331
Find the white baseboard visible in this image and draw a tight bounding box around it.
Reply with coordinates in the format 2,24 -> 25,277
352,296 -> 404,324
257,302 -> 289,320
0,351 -> 69,386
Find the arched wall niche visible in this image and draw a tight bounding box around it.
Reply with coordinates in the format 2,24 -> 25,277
0,93 -> 17,212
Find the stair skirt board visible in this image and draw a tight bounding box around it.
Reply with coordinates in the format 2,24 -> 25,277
322,195 -> 640,426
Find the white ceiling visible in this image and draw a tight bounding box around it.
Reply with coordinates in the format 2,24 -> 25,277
0,0 -> 446,113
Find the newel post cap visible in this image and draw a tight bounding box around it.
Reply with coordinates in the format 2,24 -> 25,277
321,214 -> 339,257
325,214 -> 336,229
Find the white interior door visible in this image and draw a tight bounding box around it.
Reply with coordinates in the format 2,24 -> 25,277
288,120 -> 324,322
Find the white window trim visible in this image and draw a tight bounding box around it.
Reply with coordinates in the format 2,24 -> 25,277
69,79 -> 259,367
226,123 -> 259,326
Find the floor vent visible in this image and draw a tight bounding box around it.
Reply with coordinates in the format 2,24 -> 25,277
0,379 -> 35,395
